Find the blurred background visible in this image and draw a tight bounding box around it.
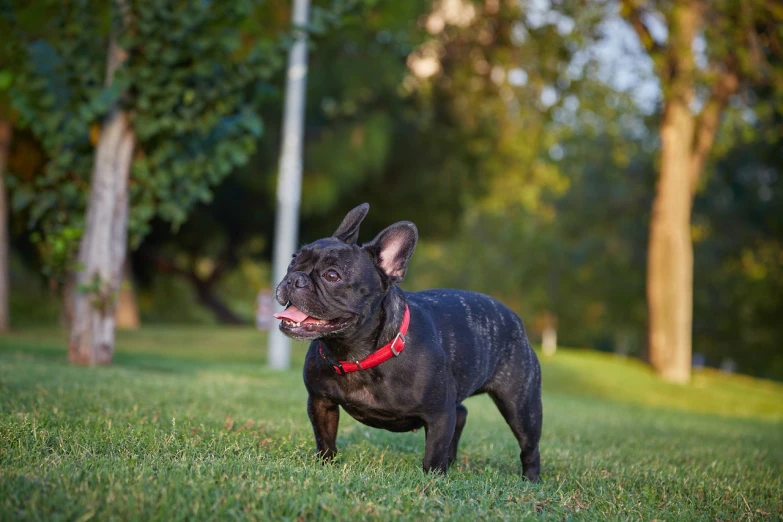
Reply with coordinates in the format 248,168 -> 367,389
0,0 -> 781,380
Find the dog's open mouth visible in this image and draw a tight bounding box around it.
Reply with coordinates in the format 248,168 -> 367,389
273,304 -> 351,336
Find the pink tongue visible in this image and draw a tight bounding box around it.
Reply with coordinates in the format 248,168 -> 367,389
273,305 -> 310,323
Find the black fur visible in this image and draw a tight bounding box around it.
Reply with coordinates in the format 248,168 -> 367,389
275,204 -> 542,480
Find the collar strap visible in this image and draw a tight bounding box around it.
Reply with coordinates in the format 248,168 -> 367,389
319,305 -> 410,375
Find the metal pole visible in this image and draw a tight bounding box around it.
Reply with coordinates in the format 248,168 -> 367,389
268,0 -> 310,370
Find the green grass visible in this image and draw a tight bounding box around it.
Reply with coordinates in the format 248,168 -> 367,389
1,328 -> 782,521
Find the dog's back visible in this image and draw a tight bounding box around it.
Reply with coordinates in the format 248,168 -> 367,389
406,289 -> 539,402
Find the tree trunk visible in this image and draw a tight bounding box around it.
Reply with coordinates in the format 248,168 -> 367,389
645,0 -> 700,384
541,312 -> 557,357
192,276 -> 246,325
648,100 -> 695,384
0,119 -> 10,333
115,259 -> 140,329
625,0 -> 737,383
69,14 -> 134,365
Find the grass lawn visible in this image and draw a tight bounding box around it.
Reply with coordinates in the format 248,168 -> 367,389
1,327 -> 782,521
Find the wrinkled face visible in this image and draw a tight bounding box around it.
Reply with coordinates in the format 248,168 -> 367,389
273,203 -> 418,341
274,238 -> 385,340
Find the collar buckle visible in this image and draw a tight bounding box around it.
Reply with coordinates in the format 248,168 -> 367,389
390,332 -> 405,356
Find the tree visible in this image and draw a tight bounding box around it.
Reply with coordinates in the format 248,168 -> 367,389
127,0 -> 407,324
0,117 -> 9,333
6,0 -> 280,363
0,9 -> 19,334
115,260 -> 139,329
620,0 -> 783,382
69,0 -> 134,364
692,106 -> 783,379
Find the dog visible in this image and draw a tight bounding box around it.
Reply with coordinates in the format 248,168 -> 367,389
274,203 -> 542,480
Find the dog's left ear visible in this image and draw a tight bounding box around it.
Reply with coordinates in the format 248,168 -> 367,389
364,221 -> 418,283
333,203 -> 370,244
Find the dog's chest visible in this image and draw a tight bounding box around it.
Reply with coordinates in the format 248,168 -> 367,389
329,381 -> 423,432
332,381 -> 384,410
346,386 -> 378,407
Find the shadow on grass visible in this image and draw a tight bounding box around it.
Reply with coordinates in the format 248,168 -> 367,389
0,328 -> 279,376
0,342 -> 211,376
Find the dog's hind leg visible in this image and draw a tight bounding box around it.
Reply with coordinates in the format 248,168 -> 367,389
488,358 -> 542,481
448,403 -> 468,466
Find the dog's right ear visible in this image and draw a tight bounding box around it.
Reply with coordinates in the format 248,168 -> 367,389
332,203 -> 370,244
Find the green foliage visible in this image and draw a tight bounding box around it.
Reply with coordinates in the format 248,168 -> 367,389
0,70 -> 12,92
131,0 -> 429,315
294,0 -> 606,239
137,274 -> 218,324
5,252 -> 61,326
295,0 -> 437,234
125,0 -> 281,241
27,225 -> 82,278
2,0 -> 282,275
0,3 -> 19,117
618,0 -> 783,372
692,112 -> 783,379
402,3 -> 654,353
302,112 -> 394,214
700,0 -> 783,87
3,1 -> 106,276
1,329 -> 782,519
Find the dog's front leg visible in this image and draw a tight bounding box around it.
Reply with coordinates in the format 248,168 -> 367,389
307,395 -> 339,461
422,409 -> 457,474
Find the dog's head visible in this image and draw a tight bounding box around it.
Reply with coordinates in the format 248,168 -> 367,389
274,203 -> 418,340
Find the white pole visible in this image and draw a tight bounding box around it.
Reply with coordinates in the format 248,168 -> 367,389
268,0 -> 310,370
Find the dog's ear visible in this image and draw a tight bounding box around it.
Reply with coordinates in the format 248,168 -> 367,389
364,221 -> 418,283
332,203 -> 370,244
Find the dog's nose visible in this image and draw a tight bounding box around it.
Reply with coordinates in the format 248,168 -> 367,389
288,272 -> 309,289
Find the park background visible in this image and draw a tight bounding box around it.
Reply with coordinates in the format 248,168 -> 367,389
1,0 -> 782,520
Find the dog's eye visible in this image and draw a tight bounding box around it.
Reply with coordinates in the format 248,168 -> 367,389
288,254 -> 297,270
323,270 -> 341,283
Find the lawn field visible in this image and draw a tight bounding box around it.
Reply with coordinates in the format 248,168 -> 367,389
1,327 -> 782,521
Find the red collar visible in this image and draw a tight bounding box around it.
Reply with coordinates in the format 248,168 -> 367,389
319,305 -> 410,375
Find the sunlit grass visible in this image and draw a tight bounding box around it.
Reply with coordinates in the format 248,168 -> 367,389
1,327 -> 782,520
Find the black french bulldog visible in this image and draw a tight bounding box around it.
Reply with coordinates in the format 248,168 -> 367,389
274,203 -> 542,480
